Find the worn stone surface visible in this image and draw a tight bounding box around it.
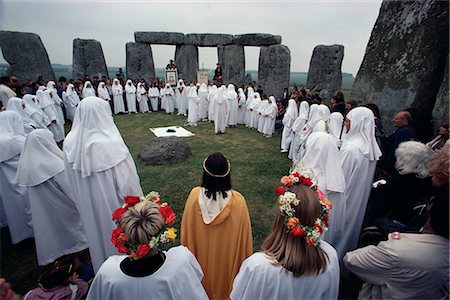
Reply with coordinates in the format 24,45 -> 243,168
217,45 -> 245,86
175,45 -> 198,83
138,136 -> 191,165
0,31 -> 55,83
233,34 -> 281,46
258,45 -> 290,99
351,0 -> 449,134
126,42 -> 155,81
135,31 -> 186,45
306,45 -> 344,102
187,33 -> 233,46
244,73 -> 253,84
72,39 -> 108,80
432,55 -> 449,128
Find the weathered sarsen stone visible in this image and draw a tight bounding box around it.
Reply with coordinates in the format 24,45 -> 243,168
218,45 -> 245,86
306,45 -> 344,102
0,31 -> 55,82
432,55 -> 449,128
135,32 -> 186,45
72,38 -> 108,80
351,0 -> 449,135
258,45 -> 290,100
175,45 -> 198,83
233,34 -> 281,46
138,136 -> 191,165
126,42 -> 155,81
187,34 -> 233,46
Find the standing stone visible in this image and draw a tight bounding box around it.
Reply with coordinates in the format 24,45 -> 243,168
306,45 -> 344,102
126,42 -> 155,81
72,38 -> 109,80
432,55 -> 449,128
0,31 -> 55,83
175,45 -> 198,83
218,45 -> 245,86
258,45 -> 290,100
351,0 -> 449,135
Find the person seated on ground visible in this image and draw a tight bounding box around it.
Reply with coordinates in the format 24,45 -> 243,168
181,153 -> 252,299
426,121 -> 449,151
88,193 -> 208,299
379,110 -> 416,176
24,256 -> 89,300
231,170 -> 339,300
366,141 -> 434,227
344,181 -> 449,300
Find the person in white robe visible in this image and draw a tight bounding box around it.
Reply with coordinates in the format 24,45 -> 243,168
207,85 -> 217,122
125,80 -> 137,113
226,84 -> 238,127
136,82 -> 150,113
0,111 -> 34,244
328,112 -> 344,148
63,96 -> 143,272
16,129 -> 88,266
250,92 -> 262,129
81,81 -> 96,99
187,84 -> 199,127
295,104 -> 320,161
244,87 -> 254,128
198,83 -> 209,121
289,101 -> 310,161
338,107 -> 382,265
161,83 -> 175,114
257,97 -> 270,133
236,88 -> 247,125
280,99 -> 298,152
62,84 -> 81,121
22,95 -> 51,129
261,96 -> 278,137
6,97 -> 37,133
147,83 -> 160,112
97,82 -> 112,115
176,79 -> 188,116
40,90 -> 65,143
46,81 -> 65,125
312,104 -> 331,133
213,87 -> 228,134
112,78 -> 125,114
294,132 -> 347,259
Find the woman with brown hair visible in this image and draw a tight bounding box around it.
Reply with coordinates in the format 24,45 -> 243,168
231,170 -> 339,299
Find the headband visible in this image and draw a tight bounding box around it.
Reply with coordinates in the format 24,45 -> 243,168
203,156 -> 231,178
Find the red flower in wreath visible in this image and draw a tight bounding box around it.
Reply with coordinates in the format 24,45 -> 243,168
314,224 -> 323,234
117,244 -> 129,254
136,244 -> 151,258
160,205 -> 176,226
112,207 -> 127,220
124,195 -> 140,206
306,236 -> 315,245
290,227 -> 306,237
300,176 -> 313,186
291,172 -> 300,179
111,226 -> 122,244
275,186 -> 285,195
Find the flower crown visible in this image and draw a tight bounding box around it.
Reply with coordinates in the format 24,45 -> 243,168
274,169 -> 332,246
111,191 -> 177,260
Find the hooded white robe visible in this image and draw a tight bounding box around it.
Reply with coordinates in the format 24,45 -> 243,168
231,242 -> 339,300
337,107 -> 382,263
208,85 -> 217,122
6,97 -> 37,133
250,93 -> 262,129
63,84 -> 81,121
187,85 -> 199,126
226,84 -> 238,126
244,87 -> 254,127
136,83 -> 150,113
213,88 -> 228,134
236,88 -> 247,125
87,246 -> 209,300
176,80 -> 188,116
161,84 -> 175,114
289,101 -> 310,161
97,82 -> 112,115
148,86 -> 160,111
22,95 -> 51,130
46,81 -> 65,125
16,129 -> 88,266
295,104 -> 320,161
198,83 -> 209,120
81,81 -> 96,99
125,80 -> 137,113
112,79 -> 125,114
0,111 -> 34,244
328,112 -> 344,148
281,99 -> 298,151
257,99 -> 270,133
312,104 -> 331,133
63,97 -> 143,272
262,96 -> 278,136
40,90 -> 65,142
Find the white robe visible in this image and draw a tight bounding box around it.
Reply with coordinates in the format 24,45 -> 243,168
176,84 -> 188,115
227,86 -> 238,126
47,82 -> 65,126
213,89 -> 229,134
187,87 -> 199,126
125,81 -> 137,113
161,85 -> 175,114
137,84 -> 150,113
112,81 -> 125,114
231,242 -> 339,300
207,87 -> 217,122
62,87 -> 80,121
148,87 -> 160,111
236,89 -> 246,125
22,95 -> 50,129
257,100 -> 269,133
289,101 -> 310,161
198,84 -> 209,120
281,99 -> 298,151
262,101 -> 277,136
42,92 -> 65,142
87,246 -> 209,300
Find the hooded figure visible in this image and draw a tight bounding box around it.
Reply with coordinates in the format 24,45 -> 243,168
244,87 -> 254,128
125,80 -> 137,113
208,85 -> 217,122
187,84 -> 200,126
295,104 -> 320,161
6,97 -> 37,133
328,112 -> 344,148
236,88 -> 247,125
250,92 -> 262,129
176,79 -> 188,116
161,83 -> 175,114
226,84 -> 238,127
40,90 -> 65,142
112,78 -> 125,114
22,95 -> 51,129
257,96 -> 270,133
147,83 -> 160,112
82,81 -> 96,99
198,83 -> 209,121
0,111 -> 34,244
213,87 -> 229,134
63,84 -> 81,121
289,101 -> 310,161
97,82 -> 112,115
312,104 -> 331,133
16,129 -> 88,266
261,96 -> 278,137
63,97 -> 143,272
136,82 -> 150,113
47,81 -> 65,125
280,99 -> 298,152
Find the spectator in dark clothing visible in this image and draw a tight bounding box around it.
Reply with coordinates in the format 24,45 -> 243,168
281,87 -> 290,108
330,90 -> 345,114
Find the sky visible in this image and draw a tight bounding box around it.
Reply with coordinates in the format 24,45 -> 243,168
0,0 -> 382,75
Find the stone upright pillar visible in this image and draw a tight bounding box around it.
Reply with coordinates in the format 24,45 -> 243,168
0,31 -> 55,82
218,45 -> 245,86
126,42 -> 155,81
72,38 -> 109,80
258,45 -> 290,100
174,45 -> 198,83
